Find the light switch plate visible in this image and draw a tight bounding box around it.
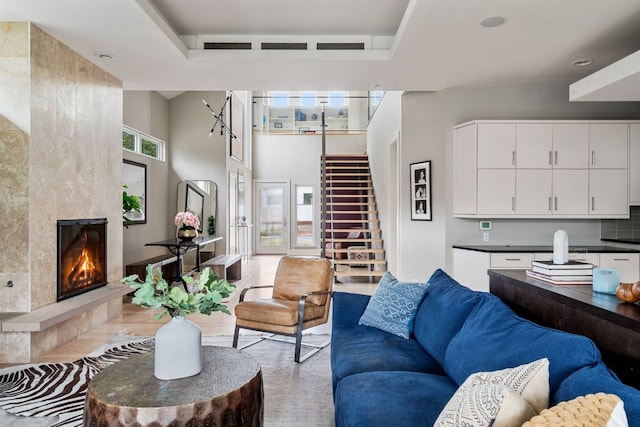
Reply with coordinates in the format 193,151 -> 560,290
479,220 -> 492,231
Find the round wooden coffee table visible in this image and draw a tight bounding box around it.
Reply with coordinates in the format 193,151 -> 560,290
83,346 -> 263,426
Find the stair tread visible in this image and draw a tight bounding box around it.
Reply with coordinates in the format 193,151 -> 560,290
325,248 -> 384,253
326,238 -> 382,243
334,270 -> 386,277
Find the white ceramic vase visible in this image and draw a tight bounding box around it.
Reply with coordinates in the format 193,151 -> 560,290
154,315 -> 202,380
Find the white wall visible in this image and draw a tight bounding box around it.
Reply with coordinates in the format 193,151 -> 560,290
367,92 -> 402,275
253,132 -> 366,253
368,85 -> 640,281
168,91 -> 229,255
122,91 -> 171,268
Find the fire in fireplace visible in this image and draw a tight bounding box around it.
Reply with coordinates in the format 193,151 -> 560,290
57,218 -> 108,301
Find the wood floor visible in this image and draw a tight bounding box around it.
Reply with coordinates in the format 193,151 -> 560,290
30,255 -> 378,364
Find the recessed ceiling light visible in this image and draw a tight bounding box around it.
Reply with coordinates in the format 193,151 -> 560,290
573,58 -> 593,67
96,53 -> 114,60
481,16 -> 506,28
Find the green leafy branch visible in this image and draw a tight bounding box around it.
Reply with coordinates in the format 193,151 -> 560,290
122,265 -> 236,320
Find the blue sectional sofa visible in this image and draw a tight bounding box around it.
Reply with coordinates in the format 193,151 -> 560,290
331,269 -> 640,426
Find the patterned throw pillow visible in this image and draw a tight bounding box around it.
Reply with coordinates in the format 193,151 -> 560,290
358,272 -> 429,338
434,358 -> 550,427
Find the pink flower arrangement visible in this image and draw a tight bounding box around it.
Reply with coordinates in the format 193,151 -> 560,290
174,211 -> 200,229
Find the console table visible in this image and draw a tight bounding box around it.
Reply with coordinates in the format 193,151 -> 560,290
145,236 -> 222,288
83,346 -> 263,426
488,269 -> 640,388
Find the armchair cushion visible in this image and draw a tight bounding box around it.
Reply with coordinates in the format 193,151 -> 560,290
235,299 -> 327,326
358,272 -> 429,338
272,256 -> 332,306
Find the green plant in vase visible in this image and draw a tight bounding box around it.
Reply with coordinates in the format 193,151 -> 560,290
122,265 -> 236,380
122,265 -> 236,319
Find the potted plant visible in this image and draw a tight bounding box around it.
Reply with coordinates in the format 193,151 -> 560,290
122,265 -> 236,379
174,211 -> 200,241
122,184 -> 142,228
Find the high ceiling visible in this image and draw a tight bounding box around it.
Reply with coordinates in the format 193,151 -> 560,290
2,0 -> 640,99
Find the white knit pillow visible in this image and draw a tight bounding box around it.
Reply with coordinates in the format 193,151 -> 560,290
434,358 -> 550,427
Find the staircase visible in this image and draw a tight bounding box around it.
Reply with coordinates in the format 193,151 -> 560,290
322,154 -> 386,281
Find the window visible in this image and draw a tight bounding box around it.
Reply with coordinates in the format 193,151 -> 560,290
122,126 -> 165,161
300,91 -> 316,106
271,91 -> 289,107
328,91 -> 347,107
295,185 -> 315,247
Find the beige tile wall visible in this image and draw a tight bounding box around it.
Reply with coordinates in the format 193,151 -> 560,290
0,23 -> 125,362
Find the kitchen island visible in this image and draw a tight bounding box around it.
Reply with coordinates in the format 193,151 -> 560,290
488,269 -> 640,388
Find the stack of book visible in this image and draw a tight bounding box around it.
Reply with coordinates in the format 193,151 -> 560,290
526,260 -> 594,285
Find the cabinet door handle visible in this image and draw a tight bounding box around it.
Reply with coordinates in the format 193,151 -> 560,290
554,196 -> 558,211
512,151 -> 516,165
548,151 -> 553,165
505,258 -> 522,261
554,150 -> 558,165
548,197 -> 552,211
591,150 -> 596,165
613,258 -> 630,261
591,196 -> 595,211
512,197 -> 515,211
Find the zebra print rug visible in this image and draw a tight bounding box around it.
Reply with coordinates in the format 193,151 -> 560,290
0,333 -> 334,427
0,335 -> 154,427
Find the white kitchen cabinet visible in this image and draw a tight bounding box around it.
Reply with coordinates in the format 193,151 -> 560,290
490,253 -> 535,268
552,123 -> 590,168
516,170 -> 552,215
589,169 -> 629,217
553,170 -> 589,215
589,123 -> 628,169
630,124 -> 640,205
452,248 -> 638,292
453,124 -> 477,215
515,169 -> 588,216
516,124 -> 552,169
453,120 -> 631,218
477,123 -> 516,168
598,253 -> 640,282
477,169 -> 515,215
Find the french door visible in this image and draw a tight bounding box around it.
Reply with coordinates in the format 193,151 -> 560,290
254,181 -> 289,254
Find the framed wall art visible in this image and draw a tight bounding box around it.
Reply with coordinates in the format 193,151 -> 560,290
122,159 -> 147,224
410,160 -> 432,221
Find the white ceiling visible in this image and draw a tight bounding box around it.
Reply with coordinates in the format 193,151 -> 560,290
2,0 -> 640,100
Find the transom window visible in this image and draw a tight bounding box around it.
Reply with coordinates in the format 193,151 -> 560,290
123,126 -> 165,161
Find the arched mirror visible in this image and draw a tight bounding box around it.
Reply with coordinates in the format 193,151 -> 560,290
177,180 -> 218,267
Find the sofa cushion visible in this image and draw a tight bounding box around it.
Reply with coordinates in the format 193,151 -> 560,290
334,371 -> 458,427
434,358 -> 549,427
331,324 -> 444,392
555,363 -> 640,427
444,295 -> 601,394
413,269 -> 484,366
358,272 -> 429,338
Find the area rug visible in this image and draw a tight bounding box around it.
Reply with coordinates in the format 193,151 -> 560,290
0,332 -> 334,427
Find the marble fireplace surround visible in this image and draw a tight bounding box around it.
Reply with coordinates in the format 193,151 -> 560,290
0,23 -> 127,363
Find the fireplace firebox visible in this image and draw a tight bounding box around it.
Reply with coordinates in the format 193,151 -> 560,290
57,218 -> 108,301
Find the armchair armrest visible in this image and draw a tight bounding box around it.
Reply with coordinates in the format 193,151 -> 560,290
239,285 -> 274,302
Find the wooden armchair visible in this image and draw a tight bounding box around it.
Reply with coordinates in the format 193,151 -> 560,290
232,256 -> 334,362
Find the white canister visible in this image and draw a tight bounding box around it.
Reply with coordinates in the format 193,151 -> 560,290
592,268 -> 619,295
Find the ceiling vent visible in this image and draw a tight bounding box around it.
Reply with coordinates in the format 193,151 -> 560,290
261,42 -> 308,50
317,42 -> 365,50
204,42 -> 251,50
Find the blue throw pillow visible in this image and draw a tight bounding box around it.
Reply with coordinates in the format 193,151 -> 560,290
358,272 -> 429,338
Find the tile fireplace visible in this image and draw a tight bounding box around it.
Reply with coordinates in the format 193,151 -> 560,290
57,218 -> 108,301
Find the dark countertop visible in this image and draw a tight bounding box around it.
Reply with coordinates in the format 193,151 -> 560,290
452,244 -> 640,253
602,238 -> 640,245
